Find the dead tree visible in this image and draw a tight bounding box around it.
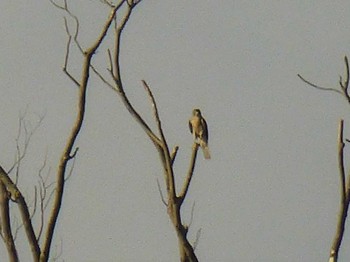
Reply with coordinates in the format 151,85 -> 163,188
1,0 -> 203,261
298,56 -> 350,262
56,0 -> 201,260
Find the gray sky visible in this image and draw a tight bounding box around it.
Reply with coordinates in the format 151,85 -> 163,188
1,0 -> 350,261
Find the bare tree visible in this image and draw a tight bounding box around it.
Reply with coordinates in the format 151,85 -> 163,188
0,0 -> 203,261
299,56 -> 350,262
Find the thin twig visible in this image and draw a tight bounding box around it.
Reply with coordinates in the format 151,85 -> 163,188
188,201 -> 195,228
65,152 -> 77,182
193,228 -> 201,251
8,112 -> 45,176
90,64 -> 114,89
297,74 -> 343,95
340,56 -> 349,93
170,146 -> 179,165
156,179 -> 167,206
62,18 -> 80,87
142,80 -> 175,195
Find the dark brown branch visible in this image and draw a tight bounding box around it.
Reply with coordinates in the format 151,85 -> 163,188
0,181 -> 18,262
107,49 -> 114,79
297,74 -> 343,95
340,56 -> 349,93
156,179 -> 167,206
170,146 -> 179,165
63,17 -> 80,87
65,151 -> 77,182
298,57 -> 350,104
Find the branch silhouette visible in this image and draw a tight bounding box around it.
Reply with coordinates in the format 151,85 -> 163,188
299,56 -> 350,262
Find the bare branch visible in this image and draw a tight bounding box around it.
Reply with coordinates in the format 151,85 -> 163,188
63,18 -> 80,87
193,228 -> 201,251
297,74 -> 343,95
298,57 -> 350,105
340,56 -> 349,93
338,120 -> 346,204
156,179 -> 167,206
49,0 -> 66,10
329,119 -> 350,262
0,181 -> 19,262
107,49 -> 115,80
8,111 -> 45,178
35,159 -> 53,241
64,151 -> 77,182
90,64 -> 114,89
170,146 -> 179,165
188,202 -> 195,229
112,1 -> 133,85
60,0 -> 83,53
0,166 -> 40,260
108,81 -> 162,147
41,3 -> 125,261
30,186 -> 38,221
178,143 -> 199,204
100,0 -> 114,8
51,1 -> 197,261
142,80 -> 177,197
142,81 -> 167,143
101,5 -> 162,151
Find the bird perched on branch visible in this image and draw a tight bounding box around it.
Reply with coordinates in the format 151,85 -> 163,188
189,108 -> 211,159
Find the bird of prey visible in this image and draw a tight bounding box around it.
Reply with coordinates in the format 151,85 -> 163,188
189,108 -> 211,159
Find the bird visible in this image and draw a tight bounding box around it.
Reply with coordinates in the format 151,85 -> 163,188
189,108 -> 211,159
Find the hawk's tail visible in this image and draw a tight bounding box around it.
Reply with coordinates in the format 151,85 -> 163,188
200,142 -> 211,160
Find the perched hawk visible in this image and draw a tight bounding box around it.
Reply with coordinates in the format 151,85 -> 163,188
189,109 -> 211,159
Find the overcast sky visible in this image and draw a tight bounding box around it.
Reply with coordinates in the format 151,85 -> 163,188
1,0 -> 350,261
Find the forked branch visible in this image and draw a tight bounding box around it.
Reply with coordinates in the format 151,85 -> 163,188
0,165 -> 40,261
298,56 -> 350,103
299,57 -> 350,262
41,1 -> 126,261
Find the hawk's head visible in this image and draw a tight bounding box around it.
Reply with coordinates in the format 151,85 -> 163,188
193,108 -> 202,117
